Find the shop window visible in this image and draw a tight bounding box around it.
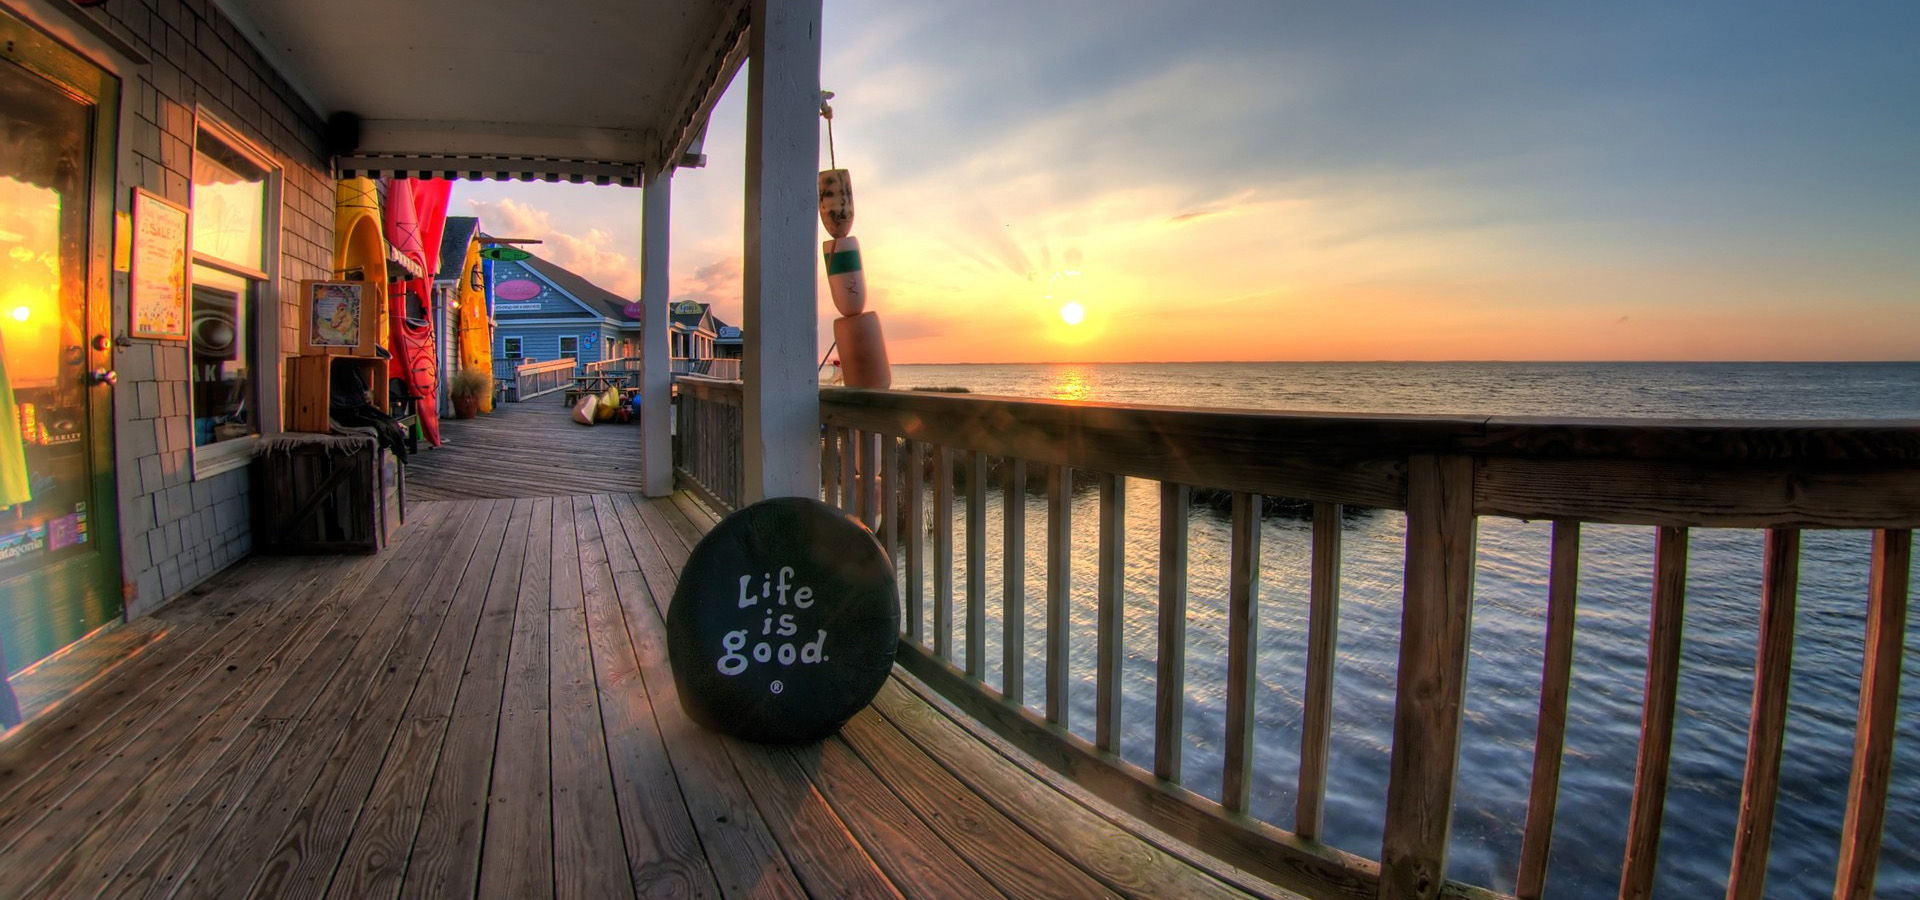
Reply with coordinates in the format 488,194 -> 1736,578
189,266 -> 253,446
502,336 -> 522,360
559,336 -> 578,360
190,126 -> 273,456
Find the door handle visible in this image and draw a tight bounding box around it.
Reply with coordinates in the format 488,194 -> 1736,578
88,368 -> 117,386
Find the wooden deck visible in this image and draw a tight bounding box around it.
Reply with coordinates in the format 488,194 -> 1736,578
405,398 -> 645,501
0,490 -> 1305,900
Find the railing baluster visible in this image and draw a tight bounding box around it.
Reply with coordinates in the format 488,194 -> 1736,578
1380,455 -> 1478,900
1047,464 -> 1073,727
934,445 -> 956,660
862,432 -> 882,530
1725,528 -> 1799,900
1834,528 -> 1911,900
1004,459 -> 1028,704
821,422 -> 839,505
1516,520 -> 1581,899
881,434 -> 900,563
966,451 -> 988,678
906,441 -> 926,644
1155,482 -> 1190,783
1619,525 -> 1690,900
1096,473 -> 1127,753
1222,490 -> 1261,813
1296,500 -> 1343,840
839,426 -> 858,512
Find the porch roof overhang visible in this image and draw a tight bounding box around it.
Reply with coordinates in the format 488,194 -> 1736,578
213,0 -> 747,186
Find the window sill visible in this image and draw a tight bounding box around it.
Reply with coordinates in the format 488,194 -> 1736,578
193,434 -> 260,480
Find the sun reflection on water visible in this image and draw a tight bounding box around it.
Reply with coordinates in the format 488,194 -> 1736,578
1048,365 -> 1096,402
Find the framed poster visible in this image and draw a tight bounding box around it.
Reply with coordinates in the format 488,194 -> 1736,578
301,280 -> 369,353
130,188 -> 189,339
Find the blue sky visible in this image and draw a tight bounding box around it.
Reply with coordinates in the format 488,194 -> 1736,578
451,1 -> 1919,361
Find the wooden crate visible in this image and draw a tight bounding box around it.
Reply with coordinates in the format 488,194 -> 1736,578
285,355 -> 389,434
252,435 -> 397,554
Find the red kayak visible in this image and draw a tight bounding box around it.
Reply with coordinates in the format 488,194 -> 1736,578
382,178 -> 452,447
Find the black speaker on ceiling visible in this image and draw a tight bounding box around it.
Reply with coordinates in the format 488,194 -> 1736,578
324,111 -> 362,158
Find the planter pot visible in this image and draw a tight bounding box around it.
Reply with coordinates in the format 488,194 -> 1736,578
451,394 -> 480,419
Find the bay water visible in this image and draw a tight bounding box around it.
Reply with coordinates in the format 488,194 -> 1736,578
886,362 -> 1920,897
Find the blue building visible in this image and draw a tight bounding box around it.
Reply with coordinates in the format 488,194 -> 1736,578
489,254 -> 640,376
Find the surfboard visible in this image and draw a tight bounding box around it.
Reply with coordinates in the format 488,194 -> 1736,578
454,238 -> 494,413
333,178 -> 388,354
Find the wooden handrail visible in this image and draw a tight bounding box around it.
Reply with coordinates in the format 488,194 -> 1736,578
507,357 -> 577,401
793,388 -> 1920,900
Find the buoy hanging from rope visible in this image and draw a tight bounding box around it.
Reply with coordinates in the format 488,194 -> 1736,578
819,93 -> 891,389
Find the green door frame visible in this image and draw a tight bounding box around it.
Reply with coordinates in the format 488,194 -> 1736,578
0,5 -> 124,725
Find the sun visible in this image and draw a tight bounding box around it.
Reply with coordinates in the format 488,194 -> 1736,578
1059,302 -> 1085,326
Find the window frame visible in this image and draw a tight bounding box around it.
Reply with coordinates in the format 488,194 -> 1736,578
187,112 -> 281,480
502,335 -> 524,360
558,335 -> 578,360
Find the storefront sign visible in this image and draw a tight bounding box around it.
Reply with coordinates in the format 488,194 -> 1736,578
130,189 -> 188,339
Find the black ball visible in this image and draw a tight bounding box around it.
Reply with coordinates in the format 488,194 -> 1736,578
667,498 -> 899,743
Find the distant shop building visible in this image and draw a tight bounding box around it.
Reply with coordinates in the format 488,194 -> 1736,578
490,255 -> 640,375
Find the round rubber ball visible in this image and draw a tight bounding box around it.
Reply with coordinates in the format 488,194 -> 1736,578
667,497 -> 900,743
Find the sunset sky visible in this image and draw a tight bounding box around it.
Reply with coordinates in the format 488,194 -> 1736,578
450,2 -> 1919,363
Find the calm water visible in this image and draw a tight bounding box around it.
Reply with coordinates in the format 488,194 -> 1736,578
887,362 -> 1920,897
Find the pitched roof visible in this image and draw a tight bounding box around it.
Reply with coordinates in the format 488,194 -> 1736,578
437,217 -> 480,281
670,302 -> 714,332
523,254 -> 638,323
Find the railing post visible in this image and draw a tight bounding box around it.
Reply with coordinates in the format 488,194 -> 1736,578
741,0 -> 822,502
1379,454 -> 1477,900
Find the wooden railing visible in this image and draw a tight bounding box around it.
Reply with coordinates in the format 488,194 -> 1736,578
674,376 -> 745,513
506,358 -> 576,401
809,387 -> 1919,900
582,355 -> 642,377
671,357 -> 741,380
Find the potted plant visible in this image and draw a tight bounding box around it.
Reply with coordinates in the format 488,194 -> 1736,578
448,367 -> 491,419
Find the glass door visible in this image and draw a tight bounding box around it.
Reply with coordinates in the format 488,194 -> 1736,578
1,10 -> 122,722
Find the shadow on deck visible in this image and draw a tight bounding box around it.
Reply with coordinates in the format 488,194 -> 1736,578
405,398 -> 645,501
0,491 -> 1303,900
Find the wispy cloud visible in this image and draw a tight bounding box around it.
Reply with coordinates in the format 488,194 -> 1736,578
463,197 -> 642,298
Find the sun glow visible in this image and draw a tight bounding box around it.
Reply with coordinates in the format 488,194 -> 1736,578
1059,301 -> 1085,326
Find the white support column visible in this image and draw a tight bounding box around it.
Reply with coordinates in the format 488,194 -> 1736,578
742,0 -> 823,502
641,168 -> 674,497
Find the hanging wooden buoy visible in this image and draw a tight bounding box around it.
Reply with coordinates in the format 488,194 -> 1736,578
833,312 -> 891,389
818,169 -> 854,239
824,236 -> 865,317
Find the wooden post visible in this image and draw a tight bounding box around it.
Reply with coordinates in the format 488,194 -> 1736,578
1096,472 -> 1126,752
1834,528 -> 1911,900
1516,520 -> 1581,898
1222,490 -> 1261,813
1620,526 -> 1689,900
1003,459 -> 1029,705
1296,500 -> 1343,840
1379,455 -> 1477,900
1725,528 -> 1798,900
741,0 -> 822,502
1154,482 -> 1190,783
640,169 -> 673,497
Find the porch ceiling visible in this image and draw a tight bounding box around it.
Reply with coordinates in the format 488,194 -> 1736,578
213,0 -> 748,184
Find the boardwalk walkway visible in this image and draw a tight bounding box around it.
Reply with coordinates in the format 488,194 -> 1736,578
405,398 -> 646,501
0,488 -> 1305,900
